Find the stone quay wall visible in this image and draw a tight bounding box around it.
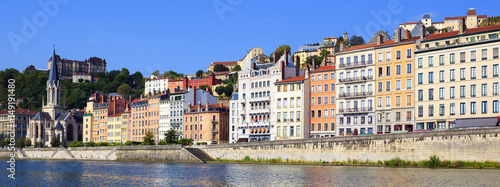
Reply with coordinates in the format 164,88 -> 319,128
202,127 -> 500,162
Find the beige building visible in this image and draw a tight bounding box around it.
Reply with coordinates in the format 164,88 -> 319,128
48,54 -> 106,80
400,8 -> 487,32
0,109 -> 37,142
107,114 -> 122,143
414,20 -> 500,130
274,76 -> 310,140
184,103 -> 229,144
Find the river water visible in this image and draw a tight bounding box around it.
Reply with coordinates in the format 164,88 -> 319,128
1,159 -> 499,186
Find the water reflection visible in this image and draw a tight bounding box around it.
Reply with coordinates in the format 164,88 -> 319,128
1,159 -> 499,186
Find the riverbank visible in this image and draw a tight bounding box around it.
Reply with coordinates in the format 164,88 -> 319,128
209,155 -> 500,169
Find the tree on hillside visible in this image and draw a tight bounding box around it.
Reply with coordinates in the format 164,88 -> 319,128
151,70 -> 160,77
117,83 -> 133,98
223,84 -> 234,97
215,86 -> 224,96
142,131 -> 155,145
164,129 -> 177,143
196,70 -> 204,78
213,64 -> 229,72
441,27 -> 452,33
479,16 -> 500,27
273,45 -> 291,60
233,64 -> 241,71
426,26 -> 437,34
304,55 -> 318,68
199,85 -> 212,94
162,70 -> 184,79
349,35 -> 366,46
120,68 -> 130,76
335,36 -> 349,47
317,50 -> 330,64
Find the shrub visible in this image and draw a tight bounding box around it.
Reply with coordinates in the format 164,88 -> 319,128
426,155 -> 441,167
68,141 -> 85,147
158,140 -> 168,145
97,142 -> 110,146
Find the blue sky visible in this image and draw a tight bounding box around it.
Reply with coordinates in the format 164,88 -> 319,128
1,0 -> 498,76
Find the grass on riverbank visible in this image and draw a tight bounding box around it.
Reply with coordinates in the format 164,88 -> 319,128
212,155 -> 500,169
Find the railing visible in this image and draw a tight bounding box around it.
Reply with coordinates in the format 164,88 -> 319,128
338,60 -> 373,69
338,91 -> 374,98
212,129 -> 218,133
338,107 -> 373,114
338,76 -> 373,83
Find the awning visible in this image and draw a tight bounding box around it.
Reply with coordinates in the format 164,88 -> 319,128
455,117 -> 499,129
236,138 -> 248,143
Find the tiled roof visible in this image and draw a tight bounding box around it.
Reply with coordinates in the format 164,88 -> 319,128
478,15 -> 487,19
339,36 -> 419,53
444,16 -> 466,20
0,109 -> 38,115
275,76 -> 305,84
399,22 -> 418,25
190,104 -> 228,109
311,65 -> 336,72
423,24 -> 500,41
210,61 -> 238,66
467,8 -> 477,16
108,113 -> 122,117
133,99 -> 148,102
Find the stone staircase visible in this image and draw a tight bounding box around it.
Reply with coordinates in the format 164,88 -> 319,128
184,148 -> 213,163
105,148 -> 117,159
61,148 -> 75,158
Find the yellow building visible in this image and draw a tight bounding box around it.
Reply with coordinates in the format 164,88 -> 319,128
107,114 -> 122,143
374,28 -> 417,134
121,111 -> 130,143
415,20 -> 500,130
400,8 -> 487,32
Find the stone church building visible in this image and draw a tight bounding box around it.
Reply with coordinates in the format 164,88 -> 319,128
28,47 -> 83,146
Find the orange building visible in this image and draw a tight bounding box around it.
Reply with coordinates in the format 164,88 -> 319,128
130,98 -> 148,142
309,65 -> 336,137
183,103 -> 229,144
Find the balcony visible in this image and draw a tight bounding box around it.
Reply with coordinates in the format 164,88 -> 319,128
338,76 -> 374,84
211,119 -> 218,124
338,60 -> 373,69
338,107 -> 373,114
249,96 -> 270,102
338,91 -> 374,99
212,129 -> 218,133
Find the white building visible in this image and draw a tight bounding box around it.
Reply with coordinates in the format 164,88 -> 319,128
235,51 -> 303,142
274,75 -> 310,140
229,92 -> 239,143
144,77 -> 169,96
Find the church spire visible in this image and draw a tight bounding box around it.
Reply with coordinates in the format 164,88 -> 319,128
48,45 -> 59,82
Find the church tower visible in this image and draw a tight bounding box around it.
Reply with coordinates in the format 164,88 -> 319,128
43,46 -> 65,119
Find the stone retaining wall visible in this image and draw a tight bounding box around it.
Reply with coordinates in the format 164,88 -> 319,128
203,127 -> 500,162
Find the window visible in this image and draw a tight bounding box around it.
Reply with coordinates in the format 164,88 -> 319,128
377,97 -> 382,108
378,82 -> 383,92
418,73 -> 423,84
439,70 -> 445,82
471,102 -> 477,114
297,97 -> 301,107
386,66 -> 391,76
450,86 -> 455,99
324,84 -> 328,92
406,49 -> 412,58
396,80 -> 401,90
460,52 -> 466,63
418,90 -> 423,101
470,84 -> 476,97
406,95 -> 412,107
386,81 -> 391,91
470,50 -> 476,62
331,73 -> 335,79
317,97 -> 321,105
471,67 -> 477,79
450,53 -> 455,64
396,65 -> 401,75
428,72 -> 433,83
494,48 -> 499,59
482,101 -> 488,114
450,69 -> 455,81
406,63 -> 412,74
428,56 -> 434,67
481,84 -> 488,96
439,55 -> 444,65
396,96 -> 401,107
418,58 -> 423,68
396,51 -> 401,60
429,88 -> 434,100
460,68 -> 466,80
385,96 -> 391,107
482,49 -> 488,60
324,96 -> 328,105
324,73 -> 328,80
291,98 -> 295,107
406,79 -> 412,89
494,83 -> 499,95
378,53 -> 383,62
428,105 -> 434,117
494,64 -> 499,77
418,105 -> 423,117
439,87 -> 445,100
494,100 -> 499,113
460,86 -> 466,98
386,52 -> 391,61
450,103 -> 456,115
331,83 -> 335,91
439,104 -> 445,116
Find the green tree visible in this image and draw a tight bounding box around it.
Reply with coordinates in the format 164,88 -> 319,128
25,138 -> 32,147
233,64 -> 241,71
304,55 -> 319,68
349,35 -> 366,46
196,70 -> 204,78
223,84 -> 234,97
199,85 -> 212,94
164,129 -> 178,143
317,50 -> 331,64
151,70 -> 160,77
335,36 -> 349,47
120,68 -> 130,76
273,45 -> 291,60
142,131 -> 156,145
213,64 -> 229,72
426,26 -> 437,34
117,83 -> 133,98
441,27 -> 452,33
479,16 -> 500,27
215,86 -> 224,96
50,134 -> 62,147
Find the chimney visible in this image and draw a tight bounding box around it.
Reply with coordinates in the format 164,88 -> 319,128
193,88 -> 197,106
295,56 -> 300,76
404,29 -> 411,39
420,24 -> 425,40
284,49 -> 288,66
312,58 -> 317,70
205,100 -> 209,111
459,17 -> 465,35
129,95 -> 131,102
188,102 -> 192,110
205,86 -> 209,92
273,53 -> 278,64
252,62 -> 256,70
197,101 -> 201,112
340,42 -> 347,51
394,28 -> 401,43
280,61 -> 285,80
377,35 -> 383,45
305,64 -> 310,79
